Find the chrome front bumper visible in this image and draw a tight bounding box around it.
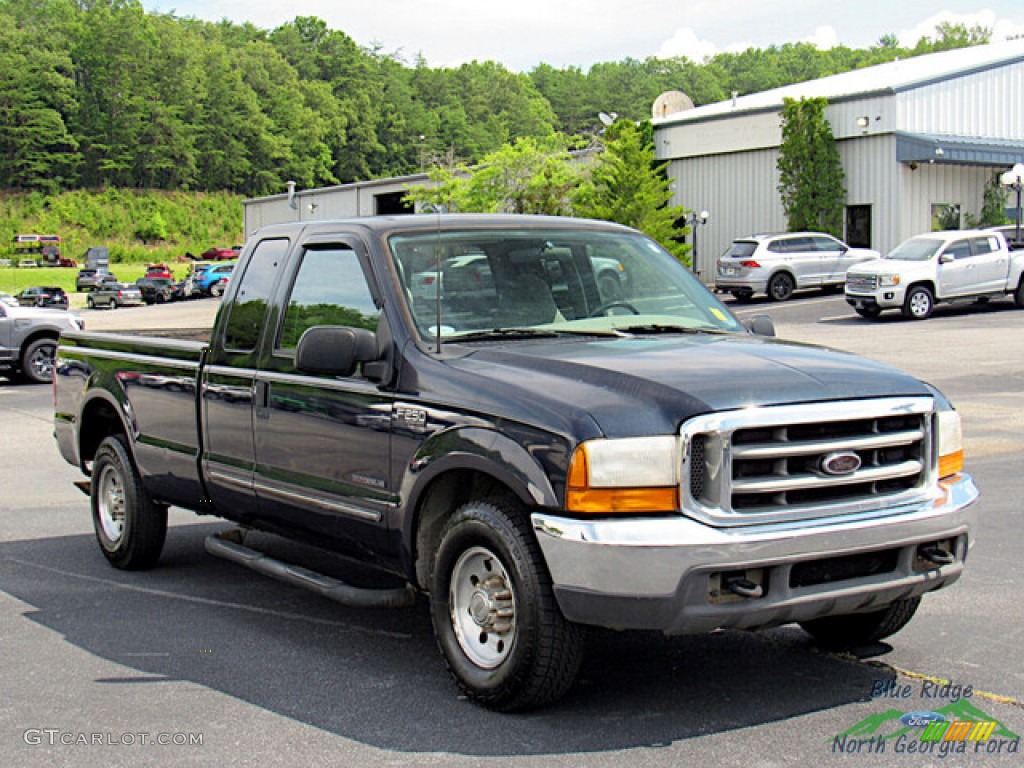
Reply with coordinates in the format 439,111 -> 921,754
532,473 -> 979,634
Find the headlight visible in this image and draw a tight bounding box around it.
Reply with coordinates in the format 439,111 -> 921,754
937,410 -> 963,478
567,436 -> 680,513
879,274 -> 901,286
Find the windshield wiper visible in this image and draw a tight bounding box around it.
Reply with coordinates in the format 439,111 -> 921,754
618,324 -> 730,336
447,327 -> 562,342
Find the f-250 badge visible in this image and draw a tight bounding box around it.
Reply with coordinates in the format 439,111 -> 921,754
394,406 -> 427,429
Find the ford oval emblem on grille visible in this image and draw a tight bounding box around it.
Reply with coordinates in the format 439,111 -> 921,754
820,451 -> 862,476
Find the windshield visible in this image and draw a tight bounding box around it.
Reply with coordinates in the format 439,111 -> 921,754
886,238 -> 943,261
389,226 -> 744,340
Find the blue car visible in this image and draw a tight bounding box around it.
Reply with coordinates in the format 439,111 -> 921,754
196,262 -> 235,295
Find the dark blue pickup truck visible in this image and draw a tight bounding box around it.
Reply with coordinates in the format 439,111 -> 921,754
54,214 -> 978,710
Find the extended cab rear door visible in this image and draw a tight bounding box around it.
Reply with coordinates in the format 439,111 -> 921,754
251,237 -> 393,551
201,237 -> 290,524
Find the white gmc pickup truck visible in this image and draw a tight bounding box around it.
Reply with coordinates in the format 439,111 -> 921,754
845,229 -> 1024,319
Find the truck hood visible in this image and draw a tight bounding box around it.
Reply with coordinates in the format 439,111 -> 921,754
846,258 -> 932,277
445,333 -> 932,438
4,305 -> 83,328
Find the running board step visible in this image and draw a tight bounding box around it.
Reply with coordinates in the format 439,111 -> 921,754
204,529 -> 417,609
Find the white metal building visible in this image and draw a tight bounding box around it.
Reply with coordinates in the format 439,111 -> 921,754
654,40 -> 1024,282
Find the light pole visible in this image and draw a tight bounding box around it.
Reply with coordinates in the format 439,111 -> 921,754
686,210 -> 710,277
1000,163 -> 1024,245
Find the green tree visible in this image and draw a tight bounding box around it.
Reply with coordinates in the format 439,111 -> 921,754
0,7 -> 80,190
574,120 -> 690,263
407,135 -> 582,215
776,97 -> 846,236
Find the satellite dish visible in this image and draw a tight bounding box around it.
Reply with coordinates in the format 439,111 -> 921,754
652,91 -> 695,119
598,111 -> 618,126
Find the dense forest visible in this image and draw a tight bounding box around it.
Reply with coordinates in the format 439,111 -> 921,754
0,0 -> 991,197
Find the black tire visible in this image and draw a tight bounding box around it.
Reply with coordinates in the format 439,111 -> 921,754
767,272 -> 795,301
19,338 -> 57,384
91,435 -> 168,570
799,597 -> 921,648
430,498 -> 584,711
854,305 -> 882,319
1014,278 -> 1024,309
902,285 -> 934,320
211,283 -> 224,298
87,296 -> 95,309
730,289 -> 754,303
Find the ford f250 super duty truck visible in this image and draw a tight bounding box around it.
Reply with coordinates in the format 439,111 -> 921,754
54,214 -> 979,711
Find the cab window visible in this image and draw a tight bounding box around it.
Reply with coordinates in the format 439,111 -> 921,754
278,246 -> 379,351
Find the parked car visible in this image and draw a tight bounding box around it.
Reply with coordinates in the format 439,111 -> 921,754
0,292 -> 19,307
144,264 -> 174,279
135,276 -> 177,304
845,229 -> 1024,319
201,246 -> 240,261
86,282 -> 145,309
76,267 -> 115,292
15,286 -> 69,309
0,301 -> 83,383
715,232 -> 879,301
197,262 -> 236,294
53,214 -> 978,711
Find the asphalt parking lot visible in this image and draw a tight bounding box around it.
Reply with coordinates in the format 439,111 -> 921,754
1,292 -> 1022,767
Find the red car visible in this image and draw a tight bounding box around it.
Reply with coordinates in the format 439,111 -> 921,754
201,246 -> 240,261
145,264 -> 173,279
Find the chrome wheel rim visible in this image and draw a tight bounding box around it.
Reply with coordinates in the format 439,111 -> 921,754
28,343 -> 55,380
449,546 -> 516,669
910,292 -> 930,317
97,464 -> 126,543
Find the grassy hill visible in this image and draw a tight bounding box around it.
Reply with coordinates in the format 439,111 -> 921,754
0,189 -> 244,267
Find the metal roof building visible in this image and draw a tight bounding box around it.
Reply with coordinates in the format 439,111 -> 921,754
653,40 -> 1024,282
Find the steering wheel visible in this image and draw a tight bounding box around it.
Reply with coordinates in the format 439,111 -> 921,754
589,301 -> 640,317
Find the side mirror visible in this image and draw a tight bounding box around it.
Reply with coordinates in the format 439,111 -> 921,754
743,315 -> 776,337
939,253 -> 954,264
296,326 -> 377,377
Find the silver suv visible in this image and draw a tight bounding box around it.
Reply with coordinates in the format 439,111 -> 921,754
716,232 -> 879,301
0,303 -> 84,383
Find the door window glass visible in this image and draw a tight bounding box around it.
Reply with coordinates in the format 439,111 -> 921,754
223,239 -> 288,352
944,240 -> 973,260
279,247 -> 379,350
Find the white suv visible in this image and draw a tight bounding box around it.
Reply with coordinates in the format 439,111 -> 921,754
715,232 -> 878,301
845,230 -> 1024,320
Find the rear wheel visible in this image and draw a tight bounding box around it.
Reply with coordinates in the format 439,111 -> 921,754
799,597 -> 921,648
902,285 -> 934,320
91,435 -> 167,570
20,338 -> 57,384
1014,278 -> 1024,308
767,272 -> 795,301
430,498 -> 584,711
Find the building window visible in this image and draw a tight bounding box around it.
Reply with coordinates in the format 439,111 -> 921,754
931,204 -> 961,231
845,205 -> 872,248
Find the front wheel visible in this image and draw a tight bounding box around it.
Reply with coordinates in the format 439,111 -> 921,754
430,499 -> 584,711
902,285 -> 934,320
854,305 -> 882,319
767,272 -> 795,301
799,597 -> 921,648
1014,278 -> 1024,308
20,338 -> 57,384
91,435 -> 168,570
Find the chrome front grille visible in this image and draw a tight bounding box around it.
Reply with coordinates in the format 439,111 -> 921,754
681,398 -> 936,526
846,274 -> 878,292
